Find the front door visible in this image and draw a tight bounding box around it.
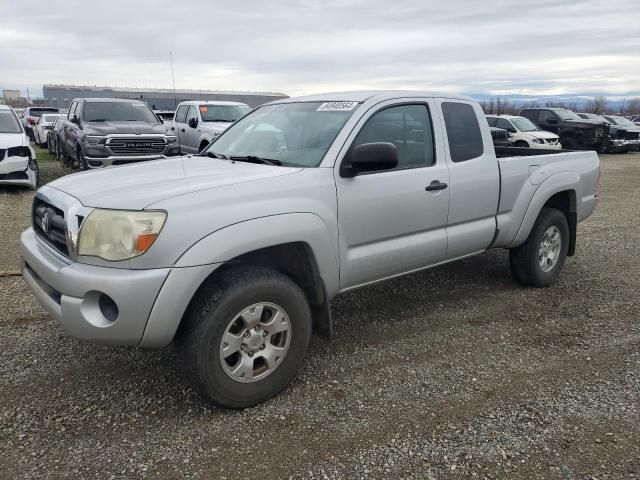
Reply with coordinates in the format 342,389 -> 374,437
335,101 -> 450,290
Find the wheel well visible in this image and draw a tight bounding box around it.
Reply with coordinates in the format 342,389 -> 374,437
199,140 -> 210,151
543,190 -> 577,256
214,242 -> 326,307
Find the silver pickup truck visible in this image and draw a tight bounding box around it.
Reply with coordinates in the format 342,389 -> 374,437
20,91 -> 599,408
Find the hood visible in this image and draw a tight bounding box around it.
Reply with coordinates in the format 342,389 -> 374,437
199,121 -> 234,134
48,156 -> 302,210
82,121 -> 169,136
528,130 -> 558,140
0,133 -> 28,148
564,119 -> 608,128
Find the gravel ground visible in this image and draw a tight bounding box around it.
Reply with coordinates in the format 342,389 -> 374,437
1,152 -> 639,479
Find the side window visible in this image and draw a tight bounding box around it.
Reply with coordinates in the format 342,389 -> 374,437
495,118 -> 513,131
186,105 -> 198,124
175,105 -> 189,123
68,102 -> 77,119
538,110 -> 556,123
486,117 -> 498,127
441,102 -> 484,163
352,104 -> 434,169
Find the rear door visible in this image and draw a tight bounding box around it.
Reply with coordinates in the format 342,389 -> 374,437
335,99 -> 450,289
438,100 -> 500,259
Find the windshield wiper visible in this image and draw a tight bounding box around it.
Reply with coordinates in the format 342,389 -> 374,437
86,118 -> 108,122
230,155 -> 282,166
198,151 -> 229,159
205,119 -> 233,122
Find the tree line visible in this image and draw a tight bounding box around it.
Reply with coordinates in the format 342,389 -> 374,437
479,96 -> 640,116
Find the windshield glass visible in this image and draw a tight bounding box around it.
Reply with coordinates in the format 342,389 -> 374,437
0,111 -> 23,133
556,109 -> 582,121
511,117 -> 539,132
200,104 -> 250,123
206,101 -> 359,167
607,116 -> 635,126
83,102 -> 158,122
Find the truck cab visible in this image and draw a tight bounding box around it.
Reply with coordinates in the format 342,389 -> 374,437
170,101 -> 251,154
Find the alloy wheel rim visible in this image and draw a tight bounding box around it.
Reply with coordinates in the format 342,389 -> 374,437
219,302 -> 292,383
538,226 -> 562,272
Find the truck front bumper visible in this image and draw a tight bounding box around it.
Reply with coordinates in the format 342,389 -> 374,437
85,151 -> 181,169
20,228 -> 219,346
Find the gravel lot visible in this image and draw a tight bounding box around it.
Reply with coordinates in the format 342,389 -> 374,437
1,152 -> 639,479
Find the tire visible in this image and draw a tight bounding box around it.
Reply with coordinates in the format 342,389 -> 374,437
561,137 -> 576,150
77,148 -> 88,170
514,140 -> 529,148
47,136 -> 55,154
58,143 -> 73,170
175,266 -> 312,408
509,207 -> 569,288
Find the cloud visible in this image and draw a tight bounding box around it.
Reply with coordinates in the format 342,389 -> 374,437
1,0 -> 639,97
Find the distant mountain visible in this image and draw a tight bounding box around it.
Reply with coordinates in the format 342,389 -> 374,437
467,92 -> 640,112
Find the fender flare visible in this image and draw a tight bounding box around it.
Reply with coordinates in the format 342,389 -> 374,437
509,172 -> 580,248
174,212 -> 340,299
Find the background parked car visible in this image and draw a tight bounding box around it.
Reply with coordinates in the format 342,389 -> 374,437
170,101 -> 250,154
578,113 -> 639,152
33,113 -> 64,148
487,114 -> 561,149
21,107 -> 59,141
0,105 -> 38,188
602,115 -> 640,151
519,107 -> 609,152
57,98 -> 179,169
47,116 -> 65,155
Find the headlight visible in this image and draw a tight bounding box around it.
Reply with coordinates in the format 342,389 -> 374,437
7,146 -> 30,157
78,209 -> 167,261
531,138 -> 542,144
86,136 -> 106,146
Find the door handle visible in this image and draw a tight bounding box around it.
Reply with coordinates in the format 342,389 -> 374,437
425,181 -> 448,191
180,128 -> 185,133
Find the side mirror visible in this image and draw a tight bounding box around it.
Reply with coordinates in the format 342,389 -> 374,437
341,142 -> 399,178
71,114 -> 80,125
188,117 -> 198,129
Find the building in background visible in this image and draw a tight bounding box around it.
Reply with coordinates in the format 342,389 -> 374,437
2,89 -> 21,102
42,84 -> 288,109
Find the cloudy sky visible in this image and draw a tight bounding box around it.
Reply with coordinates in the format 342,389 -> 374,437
1,0 -> 639,98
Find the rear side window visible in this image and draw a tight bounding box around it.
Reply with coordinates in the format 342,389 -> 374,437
442,102 -> 484,162
175,105 -> 189,123
486,117 -> 498,127
353,104 -> 435,169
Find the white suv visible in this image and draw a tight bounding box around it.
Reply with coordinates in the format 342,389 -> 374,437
0,105 -> 38,188
487,114 -> 561,149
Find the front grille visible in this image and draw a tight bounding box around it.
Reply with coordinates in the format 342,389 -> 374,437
490,128 -> 508,140
625,131 -> 640,140
106,137 -> 166,156
0,171 -> 29,180
546,138 -> 558,144
33,197 -> 69,257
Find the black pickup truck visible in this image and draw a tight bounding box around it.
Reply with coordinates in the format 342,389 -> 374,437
57,98 -> 179,169
519,107 -> 610,152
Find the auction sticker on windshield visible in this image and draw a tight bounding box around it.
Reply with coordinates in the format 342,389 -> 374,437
317,102 -> 359,112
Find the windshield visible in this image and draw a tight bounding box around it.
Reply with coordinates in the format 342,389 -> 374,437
83,102 -> 158,123
511,117 -> 539,132
200,104 -> 250,123
556,109 -> 582,121
0,111 -> 23,133
206,101 -> 359,167
606,116 -> 635,126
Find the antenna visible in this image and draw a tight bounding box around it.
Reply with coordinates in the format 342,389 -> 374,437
169,51 -> 182,154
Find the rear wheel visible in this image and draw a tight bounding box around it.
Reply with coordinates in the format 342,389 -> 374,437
509,207 -> 569,287
175,266 -> 312,408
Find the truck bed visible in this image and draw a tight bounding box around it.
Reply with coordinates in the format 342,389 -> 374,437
491,148 -> 600,249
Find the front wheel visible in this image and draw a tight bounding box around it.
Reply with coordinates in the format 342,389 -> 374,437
509,207 -> 569,287
175,266 -> 312,408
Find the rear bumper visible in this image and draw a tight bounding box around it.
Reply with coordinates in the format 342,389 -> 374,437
20,227 -> 220,346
